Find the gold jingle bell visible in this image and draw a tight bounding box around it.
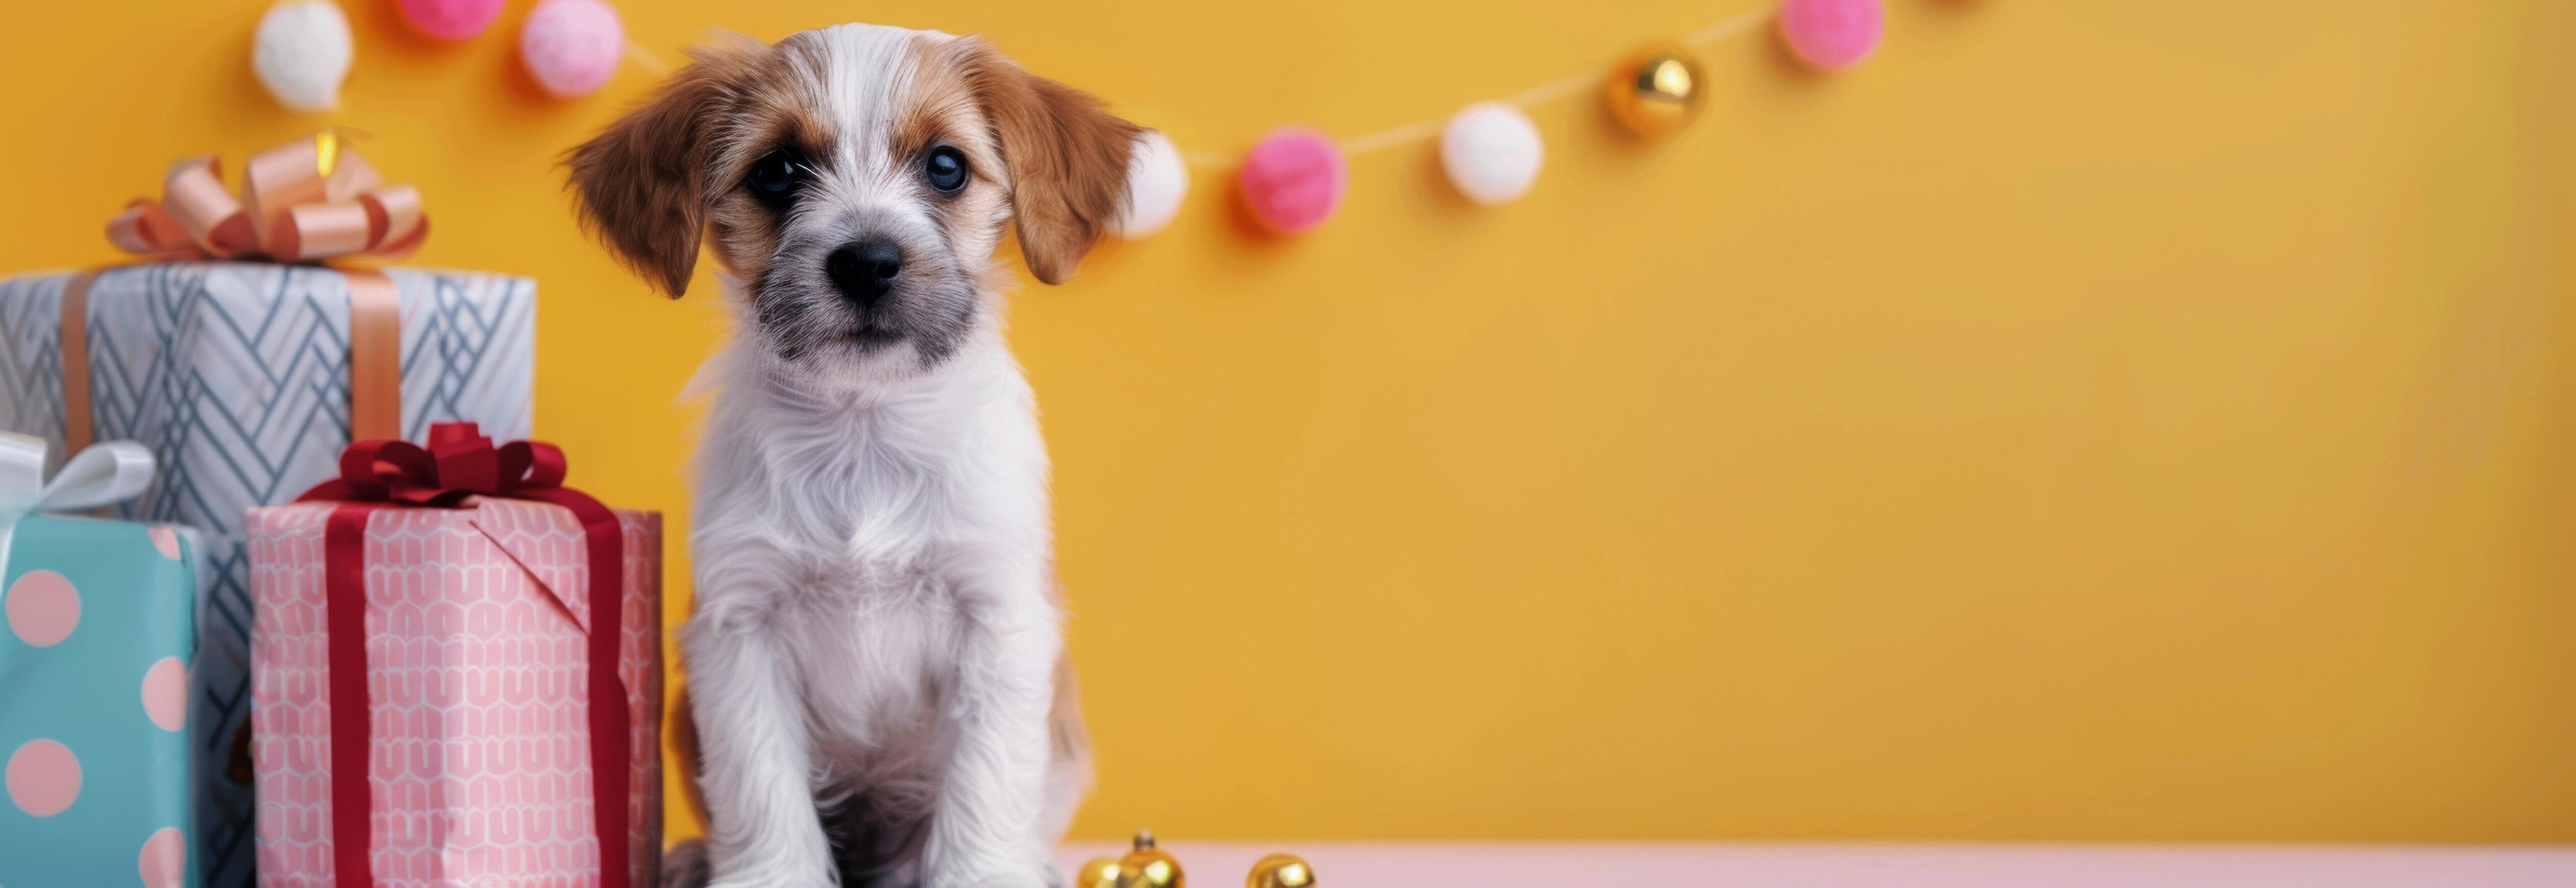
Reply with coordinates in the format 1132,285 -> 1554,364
1605,46 -> 1705,137
1246,853 -> 1315,888
1075,857 -> 1127,888
1118,830 -> 1185,888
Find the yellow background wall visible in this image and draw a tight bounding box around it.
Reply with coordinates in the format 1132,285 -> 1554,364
3,0 -> 2569,844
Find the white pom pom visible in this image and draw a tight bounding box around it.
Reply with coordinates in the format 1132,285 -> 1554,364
1440,102 -> 1544,206
254,1 -> 354,114
1117,131 -> 1189,239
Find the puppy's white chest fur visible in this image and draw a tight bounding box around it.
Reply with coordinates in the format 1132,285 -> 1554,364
689,326 -> 1057,765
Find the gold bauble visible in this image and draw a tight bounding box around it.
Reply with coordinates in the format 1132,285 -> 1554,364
1118,830 -> 1184,888
1075,857 -> 1127,888
1604,46 -> 1704,137
1246,853 -> 1315,888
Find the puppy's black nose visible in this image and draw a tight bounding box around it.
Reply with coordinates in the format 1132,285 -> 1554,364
825,240 -> 904,306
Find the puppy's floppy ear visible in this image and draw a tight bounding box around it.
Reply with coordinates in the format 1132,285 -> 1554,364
564,35 -> 772,297
952,39 -> 1142,286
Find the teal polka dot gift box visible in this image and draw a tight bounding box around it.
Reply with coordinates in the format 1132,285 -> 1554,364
0,436 -> 202,888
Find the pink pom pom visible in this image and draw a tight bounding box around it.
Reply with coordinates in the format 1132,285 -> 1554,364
399,0 -> 503,41
1237,128 -> 1346,235
1780,0 -> 1884,71
520,0 -> 625,99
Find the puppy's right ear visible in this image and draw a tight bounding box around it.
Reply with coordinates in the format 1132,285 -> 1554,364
564,36 -> 770,297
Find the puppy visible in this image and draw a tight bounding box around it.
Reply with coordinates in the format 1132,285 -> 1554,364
566,22 -> 1138,888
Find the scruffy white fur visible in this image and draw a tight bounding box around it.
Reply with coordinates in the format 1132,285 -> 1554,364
566,21 -> 1140,888
687,320 -> 1065,888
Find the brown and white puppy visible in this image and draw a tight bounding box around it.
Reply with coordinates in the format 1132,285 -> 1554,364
566,22 -> 1136,888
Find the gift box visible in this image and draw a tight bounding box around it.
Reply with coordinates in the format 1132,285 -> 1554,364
0,136 -> 533,886
249,424 -> 659,887
0,436 -> 205,887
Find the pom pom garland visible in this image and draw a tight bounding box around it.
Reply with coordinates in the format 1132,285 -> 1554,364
1119,131 -> 1190,239
1779,0 -> 1885,70
1604,47 -> 1706,138
521,0 -> 626,99
399,0 -> 504,41
1440,102 -> 1544,206
1237,129 -> 1347,235
252,1 -> 354,114
252,0 -> 1926,236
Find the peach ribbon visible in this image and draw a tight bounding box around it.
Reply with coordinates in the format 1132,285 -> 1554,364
58,269 -> 402,453
58,273 -> 94,453
105,136 -> 428,263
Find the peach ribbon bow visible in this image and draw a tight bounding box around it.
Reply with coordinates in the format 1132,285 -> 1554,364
105,135 -> 428,262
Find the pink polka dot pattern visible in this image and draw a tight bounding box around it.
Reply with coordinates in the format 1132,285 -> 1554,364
249,500 -> 663,885
138,826 -> 186,888
6,738 -> 81,817
1779,0 -> 1885,71
148,526 -> 184,561
1239,128 -> 1348,234
142,656 -> 189,731
6,569 -> 80,647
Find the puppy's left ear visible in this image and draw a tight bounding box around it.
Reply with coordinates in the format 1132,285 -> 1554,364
953,40 -> 1142,285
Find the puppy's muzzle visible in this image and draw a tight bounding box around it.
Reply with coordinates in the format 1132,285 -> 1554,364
826,239 -> 905,309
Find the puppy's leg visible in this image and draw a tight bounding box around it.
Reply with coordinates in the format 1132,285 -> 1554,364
686,585 -> 836,888
922,555 -> 1062,888
1036,652 -> 1093,844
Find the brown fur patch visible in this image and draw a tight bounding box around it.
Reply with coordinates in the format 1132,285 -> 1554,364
563,34 -> 792,297
1049,651 -> 1091,764
893,40 -> 986,168
894,36 -> 1015,257
924,38 -> 1141,285
697,65 -> 834,293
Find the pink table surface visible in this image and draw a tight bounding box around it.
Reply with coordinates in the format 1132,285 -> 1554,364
1057,842 -> 2576,887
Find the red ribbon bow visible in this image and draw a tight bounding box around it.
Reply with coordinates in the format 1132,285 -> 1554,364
303,421 -> 572,505
297,422 -> 632,888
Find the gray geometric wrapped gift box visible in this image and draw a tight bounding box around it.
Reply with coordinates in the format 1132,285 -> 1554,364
0,262 -> 533,888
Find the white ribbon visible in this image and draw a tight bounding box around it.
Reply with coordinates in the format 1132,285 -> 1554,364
0,432 -> 158,575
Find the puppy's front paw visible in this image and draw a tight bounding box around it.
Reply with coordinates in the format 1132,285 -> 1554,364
707,871 -> 836,888
926,847 -> 1060,888
1025,843 -> 1068,888
702,843 -> 839,888
1018,843 -> 1069,888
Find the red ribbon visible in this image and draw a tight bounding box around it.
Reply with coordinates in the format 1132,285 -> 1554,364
296,422 -> 631,888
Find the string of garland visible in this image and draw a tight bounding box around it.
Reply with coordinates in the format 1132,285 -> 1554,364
1132,0 -> 1888,237
246,0 -> 1897,240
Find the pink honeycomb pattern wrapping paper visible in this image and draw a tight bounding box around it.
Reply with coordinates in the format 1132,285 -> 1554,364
248,498 -> 662,887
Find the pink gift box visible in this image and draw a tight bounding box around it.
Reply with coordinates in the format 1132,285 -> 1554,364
249,498 -> 661,887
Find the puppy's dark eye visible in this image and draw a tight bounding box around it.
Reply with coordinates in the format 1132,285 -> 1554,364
924,146 -> 968,194
747,149 -> 806,209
